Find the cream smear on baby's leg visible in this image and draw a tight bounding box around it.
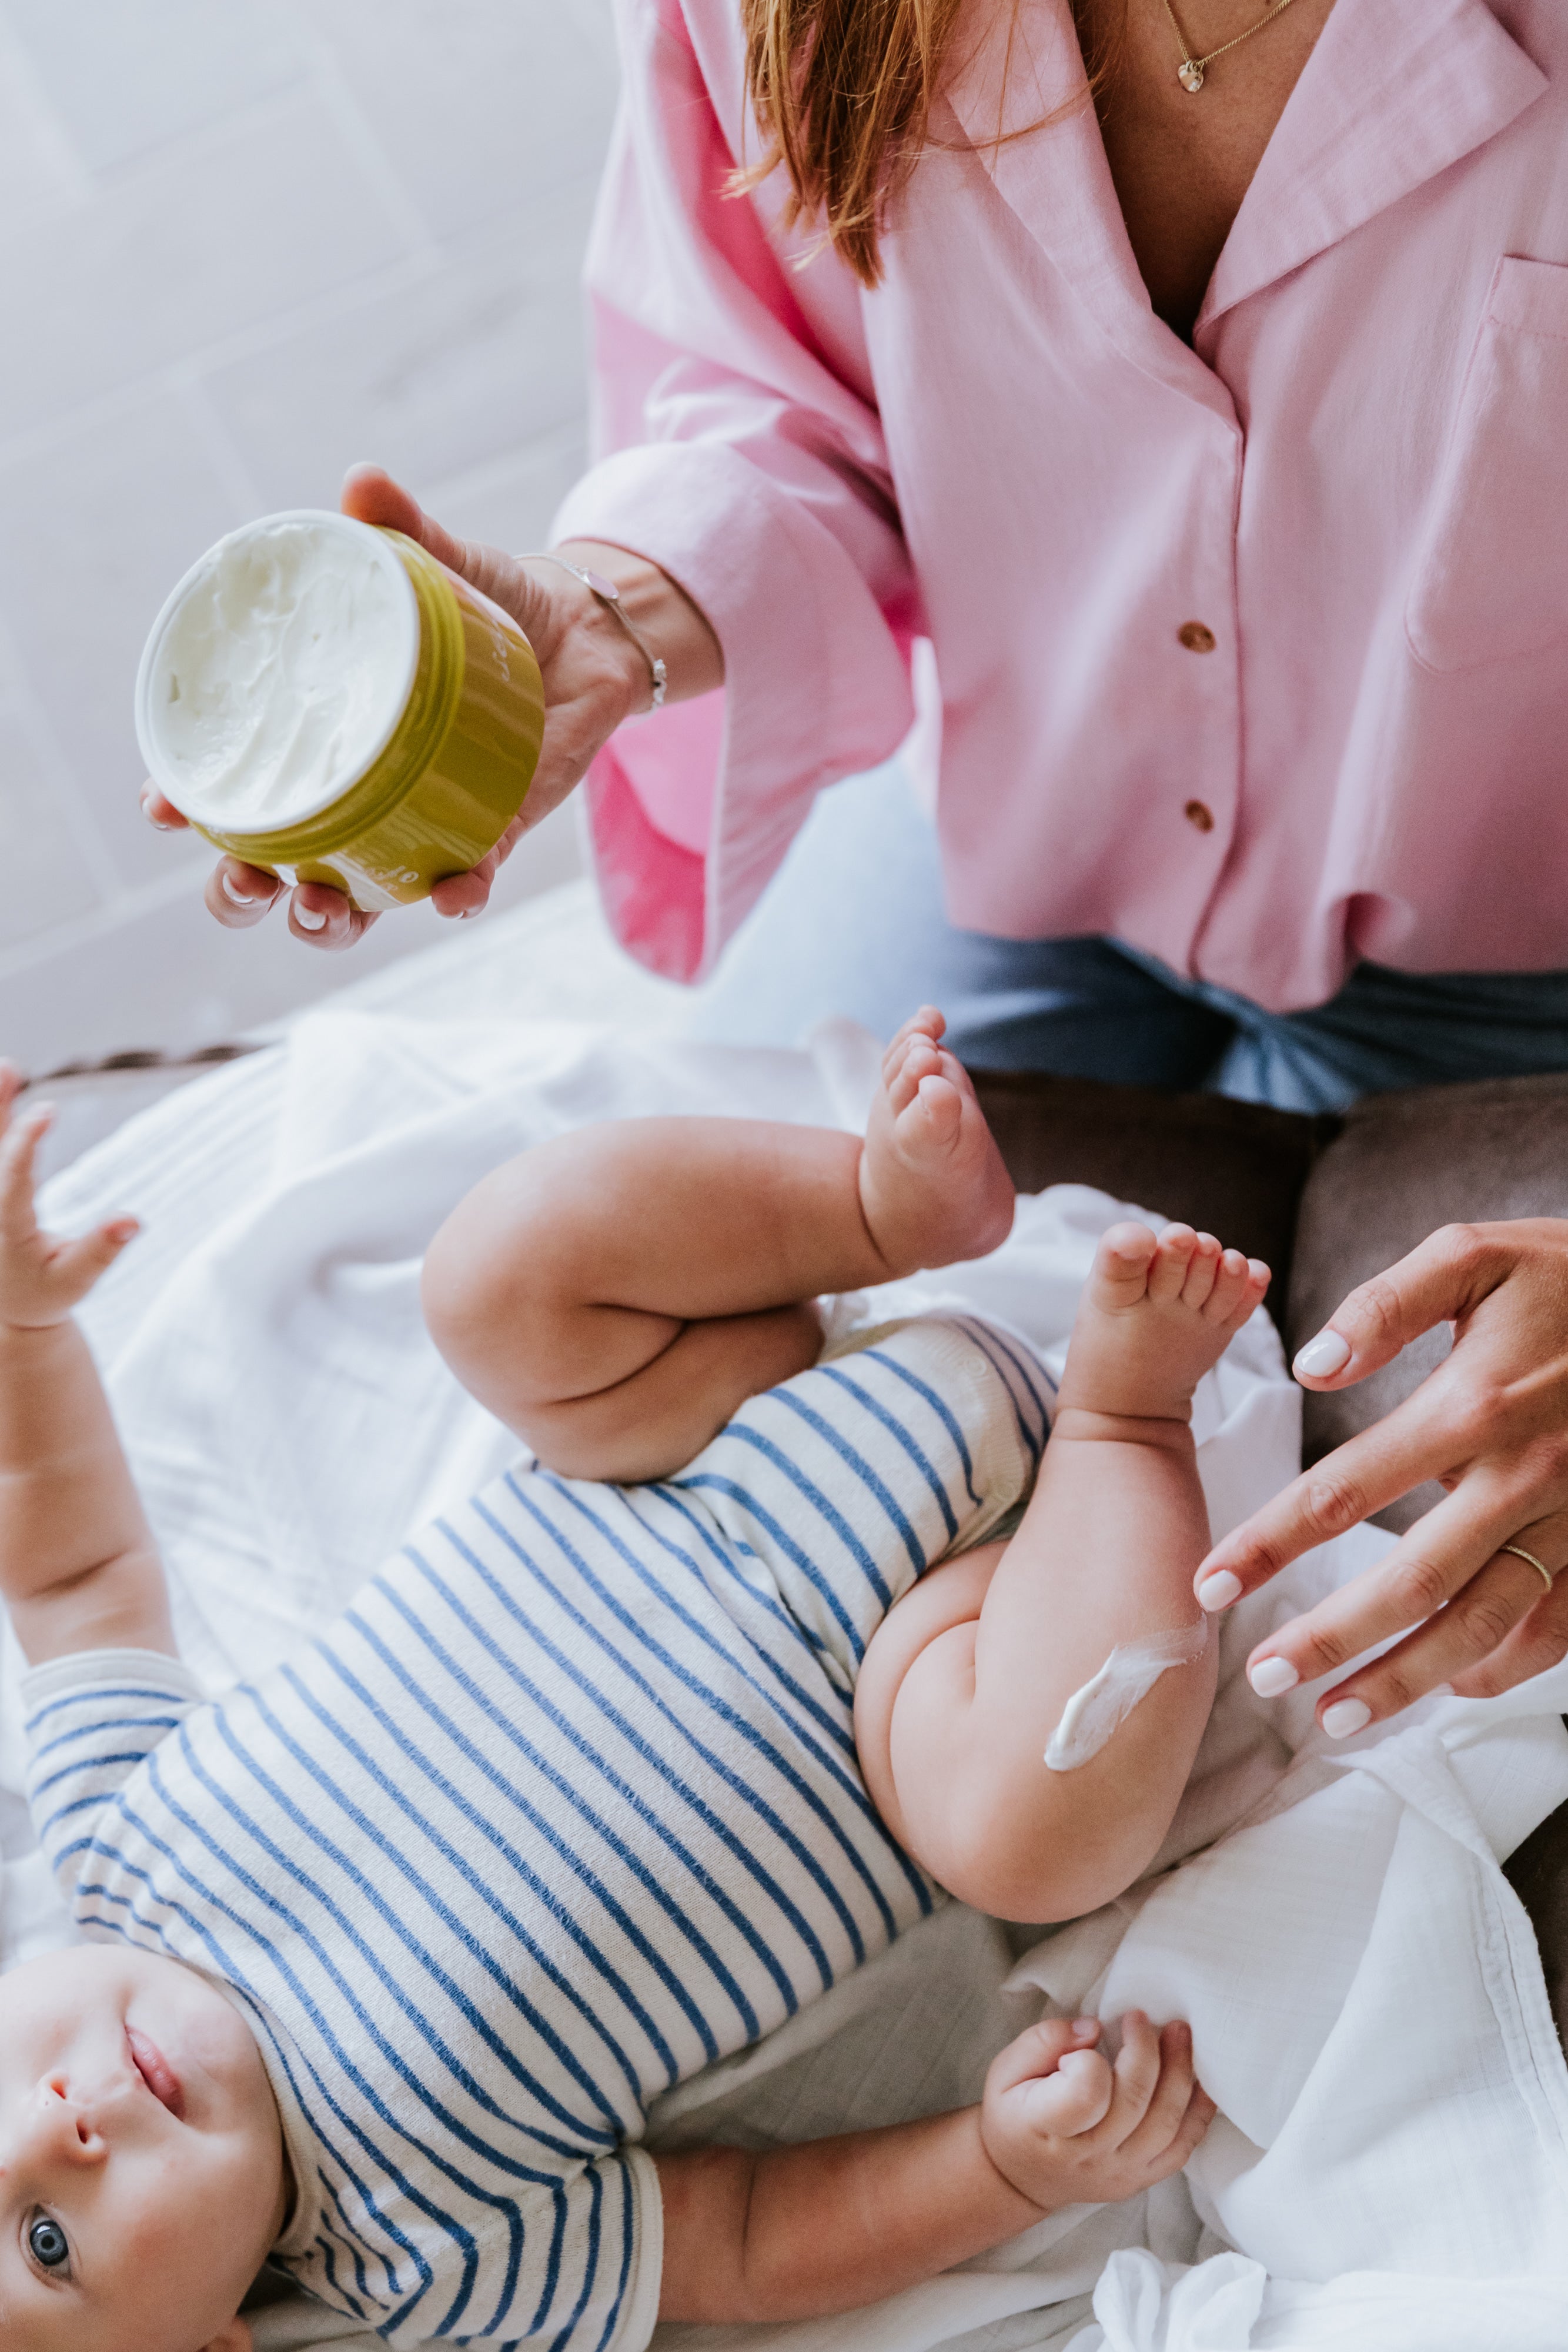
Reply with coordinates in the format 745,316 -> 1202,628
1044,1619 -> 1211,1772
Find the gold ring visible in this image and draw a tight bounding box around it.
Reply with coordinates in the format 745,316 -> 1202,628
1499,1542 -> 1556,1594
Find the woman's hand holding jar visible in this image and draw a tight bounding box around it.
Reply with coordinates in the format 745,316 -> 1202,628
139,464 -> 724,952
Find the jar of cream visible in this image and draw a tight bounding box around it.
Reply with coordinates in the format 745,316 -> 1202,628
135,510 -> 545,911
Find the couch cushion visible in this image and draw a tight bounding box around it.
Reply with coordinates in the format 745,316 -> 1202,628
1504,1795 -> 1568,2049
1287,1073 -> 1568,1531
971,1071 -> 1329,1324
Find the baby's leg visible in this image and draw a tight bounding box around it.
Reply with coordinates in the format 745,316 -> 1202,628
422,1011 -> 1014,1481
856,1222 -> 1269,1922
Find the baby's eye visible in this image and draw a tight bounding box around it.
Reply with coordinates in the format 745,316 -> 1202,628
28,2214 -> 69,2272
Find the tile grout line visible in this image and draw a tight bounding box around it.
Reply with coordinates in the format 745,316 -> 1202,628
0,855 -> 215,991
290,21 -> 444,270
0,2 -> 93,205
0,167 -> 601,483
0,611 -> 124,906
0,246 -> 442,476
417,416 -> 591,513
171,370 -> 268,523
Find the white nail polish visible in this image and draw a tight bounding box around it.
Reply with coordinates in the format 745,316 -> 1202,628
1429,1682 -> 1455,1700
1294,1329 -> 1352,1379
1196,1569 -> 1243,1612
221,873 -> 256,907
1248,1656 -> 1299,1698
1322,1696 -> 1372,1739
295,906 -> 327,931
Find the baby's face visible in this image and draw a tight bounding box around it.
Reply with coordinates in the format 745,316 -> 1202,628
0,1943 -> 286,2352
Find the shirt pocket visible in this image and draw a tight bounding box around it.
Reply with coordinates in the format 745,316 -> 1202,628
1405,254 -> 1568,673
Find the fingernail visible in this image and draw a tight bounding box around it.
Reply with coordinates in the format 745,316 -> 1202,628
1322,1696 -> 1372,1740
1294,1329 -> 1352,1379
1429,1682 -> 1455,1700
1248,1656 -> 1299,1698
294,906 -> 327,931
342,459 -> 380,480
1196,1569 -> 1243,1611
221,872 -> 256,907
1071,2018 -> 1098,2037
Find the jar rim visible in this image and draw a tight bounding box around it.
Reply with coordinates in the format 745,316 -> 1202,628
134,509 -> 422,831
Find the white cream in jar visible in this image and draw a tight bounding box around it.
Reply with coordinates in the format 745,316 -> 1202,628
139,513 -> 418,830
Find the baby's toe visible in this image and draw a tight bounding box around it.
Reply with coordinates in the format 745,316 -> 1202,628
1177,1232 -> 1222,1309
881,1008 -> 945,1082
898,1071 -> 964,1152
1147,1224 -> 1199,1303
884,1036 -> 942,1114
1201,1247 -> 1252,1322
1089,1221 -> 1160,1303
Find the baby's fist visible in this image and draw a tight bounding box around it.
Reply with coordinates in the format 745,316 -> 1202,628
981,2012 -> 1213,2213
0,1070 -> 138,1329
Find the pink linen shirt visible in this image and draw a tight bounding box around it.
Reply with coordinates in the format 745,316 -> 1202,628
552,0 -> 1566,1009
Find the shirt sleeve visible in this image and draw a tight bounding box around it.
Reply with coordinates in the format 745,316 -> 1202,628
550,0 -> 918,983
21,1647 -> 203,1909
379,2146 -> 664,2352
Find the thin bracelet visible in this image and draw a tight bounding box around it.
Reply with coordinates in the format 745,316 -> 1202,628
519,553 -> 668,709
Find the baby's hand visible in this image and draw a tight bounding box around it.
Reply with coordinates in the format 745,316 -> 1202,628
981,2012 -> 1215,2213
0,1067 -> 138,1330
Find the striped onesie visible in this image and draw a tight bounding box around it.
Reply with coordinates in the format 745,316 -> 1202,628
24,1317 -> 1049,2348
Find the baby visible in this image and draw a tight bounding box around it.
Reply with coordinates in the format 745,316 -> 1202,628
0,1010 -> 1270,2352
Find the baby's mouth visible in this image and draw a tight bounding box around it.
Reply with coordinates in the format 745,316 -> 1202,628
126,2027 -> 185,2120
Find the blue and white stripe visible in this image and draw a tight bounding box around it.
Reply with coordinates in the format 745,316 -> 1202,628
24,1317 -> 1045,2348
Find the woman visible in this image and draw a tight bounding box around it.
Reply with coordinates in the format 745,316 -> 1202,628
147,0 -> 1568,1728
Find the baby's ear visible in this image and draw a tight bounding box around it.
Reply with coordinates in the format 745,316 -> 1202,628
203,2321 -> 252,2352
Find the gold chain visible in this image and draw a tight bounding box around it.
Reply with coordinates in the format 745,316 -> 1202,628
1161,0 -> 1299,91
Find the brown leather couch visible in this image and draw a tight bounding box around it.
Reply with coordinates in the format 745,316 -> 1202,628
971,1065 -> 1568,2044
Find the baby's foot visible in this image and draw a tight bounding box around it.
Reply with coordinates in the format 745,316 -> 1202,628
859,1008 -> 1015,1273
1057,1222 -> 1271,1422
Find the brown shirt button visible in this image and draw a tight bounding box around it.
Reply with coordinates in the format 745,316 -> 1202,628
1178,620 -> 1217,652
1184,800 -> 1215,832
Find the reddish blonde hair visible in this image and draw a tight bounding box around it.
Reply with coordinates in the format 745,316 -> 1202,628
735,1 -> 1111,286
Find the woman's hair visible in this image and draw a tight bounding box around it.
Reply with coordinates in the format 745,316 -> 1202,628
735,0 -> 968,286
735,0 -> 1114,286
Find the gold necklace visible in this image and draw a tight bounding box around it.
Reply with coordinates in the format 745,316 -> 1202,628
1161,0 -> 1299,91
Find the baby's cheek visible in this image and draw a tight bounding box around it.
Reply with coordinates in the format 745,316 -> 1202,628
129,2147 -> 271,2310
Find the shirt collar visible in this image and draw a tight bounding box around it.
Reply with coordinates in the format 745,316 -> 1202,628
1199,0 -> 1547,333
943,0 -> 1546,364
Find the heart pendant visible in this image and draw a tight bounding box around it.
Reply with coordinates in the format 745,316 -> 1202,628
1178,59 -> 1205,89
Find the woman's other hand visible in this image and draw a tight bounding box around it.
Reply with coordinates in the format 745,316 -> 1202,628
142,465 -> 723,950
1195,1218 -> 1568,1731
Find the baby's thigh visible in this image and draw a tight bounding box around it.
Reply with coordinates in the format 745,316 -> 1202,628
853,1541 -> 1006,1849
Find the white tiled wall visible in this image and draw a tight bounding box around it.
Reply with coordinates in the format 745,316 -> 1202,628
0,0 -> 618,1074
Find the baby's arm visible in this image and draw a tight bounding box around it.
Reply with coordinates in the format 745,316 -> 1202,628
656,2011 -> 1212,2323
0,1073 -> 173,1662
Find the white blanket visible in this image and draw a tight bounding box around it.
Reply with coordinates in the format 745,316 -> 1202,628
26,1011 -> 1568,2352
